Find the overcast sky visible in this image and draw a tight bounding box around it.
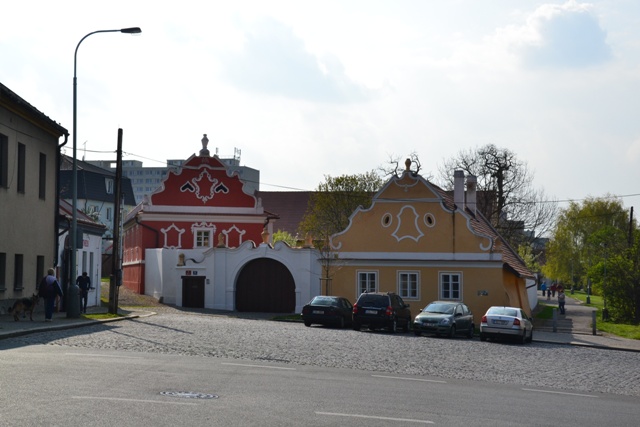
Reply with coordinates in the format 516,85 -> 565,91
2,0 -> 639,209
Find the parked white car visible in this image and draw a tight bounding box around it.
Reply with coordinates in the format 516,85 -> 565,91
480,306 -> 533,344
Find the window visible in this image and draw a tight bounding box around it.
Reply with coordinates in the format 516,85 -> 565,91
106,207 -> 112,220
398,271 -> 419,299
195,230 -> 211,248
14,254 -> 24,290
440,272 -> 461,300
0,133 -> 8,188
17,143 -> 25,193
357,271 -> 377,294
105,178 -> 114,194
0,252 -> 6,290
39,153 -> 46,199
36,256 -> 45,286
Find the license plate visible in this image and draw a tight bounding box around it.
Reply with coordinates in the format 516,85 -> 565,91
313,310 -> 324,314
365,310 -> 378,315
492,319 -> 507,325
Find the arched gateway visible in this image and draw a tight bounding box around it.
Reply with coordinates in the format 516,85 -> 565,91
235,258 -> 295,313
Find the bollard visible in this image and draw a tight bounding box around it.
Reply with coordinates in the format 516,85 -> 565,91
66,281 -> 81,318
592,311 -> 597,335
552,308 -> 558,333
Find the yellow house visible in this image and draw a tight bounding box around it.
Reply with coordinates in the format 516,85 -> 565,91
329,160 -> 533,324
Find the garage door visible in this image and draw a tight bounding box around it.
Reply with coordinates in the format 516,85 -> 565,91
235,258 -> 295,313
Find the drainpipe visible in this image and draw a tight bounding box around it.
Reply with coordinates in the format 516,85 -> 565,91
56,133 -> 69,269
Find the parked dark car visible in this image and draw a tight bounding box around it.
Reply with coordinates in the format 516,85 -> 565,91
413,301 -> 475,338
480,306 -> 533,344
352,292 -> 411,333
301,296 -> 353,328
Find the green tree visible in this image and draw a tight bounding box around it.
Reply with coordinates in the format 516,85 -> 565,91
543,196 -> 638,322
299,171 -> 383,239
272,229 -> 297,247
300,171 -> 383,295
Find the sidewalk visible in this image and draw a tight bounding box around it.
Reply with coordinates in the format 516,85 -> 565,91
0,305 -> 153,340
532,290 -> 640,352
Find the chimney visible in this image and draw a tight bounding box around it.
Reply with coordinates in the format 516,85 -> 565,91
453,170 -> 464,210
466,174 -> 477,214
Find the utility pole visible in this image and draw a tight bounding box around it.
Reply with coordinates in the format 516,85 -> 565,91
629,206 -> 634,247
109,129 -> 123,314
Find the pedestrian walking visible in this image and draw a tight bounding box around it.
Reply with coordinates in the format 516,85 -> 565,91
550,282 -> 558,298
541,282 -> 547,297
38,268 -> 64,322
558,290 -> 566,314
76,271 -> 91,314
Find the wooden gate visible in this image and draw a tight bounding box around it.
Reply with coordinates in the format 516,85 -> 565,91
182,276 -> 205,308
235,258 -> 295,313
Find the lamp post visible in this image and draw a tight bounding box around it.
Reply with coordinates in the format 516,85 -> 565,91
70,27 -> 141,318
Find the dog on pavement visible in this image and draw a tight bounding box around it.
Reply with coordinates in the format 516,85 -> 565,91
8,294 -> 40,321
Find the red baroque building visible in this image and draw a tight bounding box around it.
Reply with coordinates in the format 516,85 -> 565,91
122,136 -> 276,294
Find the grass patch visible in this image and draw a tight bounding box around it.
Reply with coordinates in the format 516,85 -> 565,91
535,305 -> 556,320
272,314 -> 303,322
83,313 -> 123,320
568,290 -> 640,340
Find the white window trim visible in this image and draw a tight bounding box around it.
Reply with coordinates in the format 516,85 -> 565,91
356,270 -> 378,295
397,270 -> 420,299
439,271 -> 462,301
191,222 -> 216,248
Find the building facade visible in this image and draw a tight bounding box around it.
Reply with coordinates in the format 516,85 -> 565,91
328,162 -> 534,323
122,137 -> 275,295
88,139 -> 259,205
0,83 -> 68,306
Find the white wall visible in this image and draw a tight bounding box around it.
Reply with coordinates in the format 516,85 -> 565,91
145,242 -> 321,313
57,230 -> 103,308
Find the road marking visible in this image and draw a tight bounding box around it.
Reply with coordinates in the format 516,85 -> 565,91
316,412 -> 434,424
372,374 -> 446,383
522,388 -> 598,398
221,362 -> 296,370
72,396 -> 197,406
65,353 -> 143,359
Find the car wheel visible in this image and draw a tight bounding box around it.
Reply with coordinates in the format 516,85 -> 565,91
467,324 -> 475,339
414,330 -> 421,336
352,322 -> 361,331
527,329 -> 533,343
520,329 -> 527,344
402,319 -> 410,332
448,325 -> 456,338
480,333 -> 487,342
304,321 -> 311,327
337,317 -> 345,329
389,319 -> 397,333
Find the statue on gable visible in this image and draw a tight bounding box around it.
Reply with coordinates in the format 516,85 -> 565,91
199,134 -> 210,157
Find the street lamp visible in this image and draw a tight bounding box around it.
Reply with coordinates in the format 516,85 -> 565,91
70,27 -> 141,318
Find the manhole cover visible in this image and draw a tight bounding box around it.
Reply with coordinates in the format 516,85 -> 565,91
160,391 -> 218,399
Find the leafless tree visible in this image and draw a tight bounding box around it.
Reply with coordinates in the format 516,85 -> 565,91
437,144 -> 558,247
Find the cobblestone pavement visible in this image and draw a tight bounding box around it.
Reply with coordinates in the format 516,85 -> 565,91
6,307 -> 640,398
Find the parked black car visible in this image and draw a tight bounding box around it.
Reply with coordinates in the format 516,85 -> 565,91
413,301 -> 475,338
352,292 -> 411,333
301,296 -> 353,328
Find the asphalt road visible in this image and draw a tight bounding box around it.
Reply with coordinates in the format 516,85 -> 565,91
1,312 -> 639,426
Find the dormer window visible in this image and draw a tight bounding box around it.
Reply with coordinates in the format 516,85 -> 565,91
105,178 -> 114,194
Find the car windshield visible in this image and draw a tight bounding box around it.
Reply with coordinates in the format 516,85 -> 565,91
357,295 -> 387,308
487,307 -> 519,317
424,303 -> 454,314
310,297 -> 337,306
